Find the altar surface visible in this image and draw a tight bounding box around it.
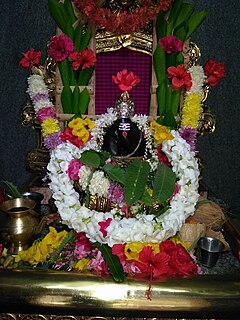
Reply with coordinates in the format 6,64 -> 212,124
0,269 -> 239,320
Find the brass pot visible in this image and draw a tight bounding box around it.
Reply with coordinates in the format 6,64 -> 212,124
0,198 -> 40,254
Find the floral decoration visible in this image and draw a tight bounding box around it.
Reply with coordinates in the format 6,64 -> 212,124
73,0 -> 171,35
159,35 -> 183,54
204,58 -> 226,87
112,69 -> 140,92
19,48 -> 41,69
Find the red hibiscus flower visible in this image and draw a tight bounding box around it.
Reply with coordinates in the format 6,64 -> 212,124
70,49 -> 96,71
19,48 -> 41,69
135,246 -> 170,278
49,35 -> 75,62
112,243 -> 126,263
61,127 -> 84,148
159,36 -> 183,54
98,218 -> 112,237
112,69 -> 140,92
157,145 -> 171,166
204,58 -> 225,86
167,64 -> 192,91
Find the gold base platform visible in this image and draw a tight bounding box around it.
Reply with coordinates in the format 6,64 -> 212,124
0,270 -> 239,319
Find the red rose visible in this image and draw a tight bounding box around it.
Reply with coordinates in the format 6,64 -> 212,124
204,58 -> 225,86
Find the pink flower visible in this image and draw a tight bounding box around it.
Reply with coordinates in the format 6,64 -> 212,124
204,58 -> 225,86
36,107 -> 56,123
49,35 -> 75,62
112,69 -> 140,92
67,159 -> 83,180
19,48 -> 41,69
157,145 -> 171,166
70,49 -> 96,70
159,36 -> 183,54
98,218 -> 112,237
90,250 -> 109,276
167,64 -> 192,91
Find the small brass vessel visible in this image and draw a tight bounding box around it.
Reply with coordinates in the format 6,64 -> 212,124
0,198 -> 40,254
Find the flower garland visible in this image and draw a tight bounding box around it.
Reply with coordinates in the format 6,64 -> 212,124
47,112 -> 199,247
73,0 -> 171,35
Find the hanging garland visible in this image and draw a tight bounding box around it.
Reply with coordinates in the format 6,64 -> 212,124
73,0 -> 172,34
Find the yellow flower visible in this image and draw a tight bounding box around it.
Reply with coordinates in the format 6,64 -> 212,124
74,258 -> 90,271
68,118 -> 84,129
83,117 -> 95,129
124,242 -> 145,260
43,226 -> 68,249
150,119 -> 174,144
181,93 -> 202,128
171,235 -> 191,251
72,126 -> 90,142
41,118 -> 59,137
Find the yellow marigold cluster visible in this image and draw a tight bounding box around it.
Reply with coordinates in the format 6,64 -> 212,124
41,118 -> 60,137
15,227 -> 68,266
68,117 -> 95,143
181,93 -> 202,128
150,119 -> 174,145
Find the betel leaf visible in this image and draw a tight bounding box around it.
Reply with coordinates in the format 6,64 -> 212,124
124,159 -> 150,206
61,84 -> 73,114
98,151 -> 112,166
79,88 -> 90,115
185,11 -> 207,39
153,163 -> 176,203
140,187 -> 152,206
94,243 -> 125,283
80,150 -> 100,168
103,164 -> 126,185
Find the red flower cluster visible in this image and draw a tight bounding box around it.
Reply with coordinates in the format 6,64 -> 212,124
157,145 -> 171,166
74,0 -> 171,35
112,69 -> 140,92
70,49 -> 96,71
49,35 -> 75,62
167,64 -> 192,91
61,127 -> 90,148
159,35 -> 183,54
204,58 -> 225,86
19,48 -> 41,69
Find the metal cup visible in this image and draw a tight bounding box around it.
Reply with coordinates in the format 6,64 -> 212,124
22,192 -> 44,216
198,236 -> 224,268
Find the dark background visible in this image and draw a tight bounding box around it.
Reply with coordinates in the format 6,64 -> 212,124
0,1 -> 239,215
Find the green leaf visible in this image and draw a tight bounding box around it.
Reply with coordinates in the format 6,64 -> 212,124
58,59 -> 70,86
74,23 -> 83,52
80,150 -> 100,168
156,81 -> 166,116
165,83 -> 172,114
168,0 -> 183,26
94,243 -> 125,283
79,88 -> 90,115
80,25 -> 92,50
186,11 -> 207,39
63,0 -> 76,26
153,164 -> 176,203
103,164 -> 126,185
163,110 -> 177,129
124,159 -> 151,206
61,84 -> 73,114
153,44 -> 166,83
98,151 -> 112,166
1,180 -> 22,198
174,23 -> 187,40
171,89 -> 181,116
173,3 -> 195,30
156,12 -> 167,40
72,86 -> 80,114
48,0 -> 66,32
78,66 -> 94,86
140,187 -> 152,206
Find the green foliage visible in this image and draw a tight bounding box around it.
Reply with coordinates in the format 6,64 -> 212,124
153,164 -> 176,203
124,159 -> 151,206
80,150 -> 101,168
94,243 -> 125,283
103,164 -> 126,185
1,180 -> 22,198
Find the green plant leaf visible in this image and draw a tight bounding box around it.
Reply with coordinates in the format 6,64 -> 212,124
74,23 -> 83,52
157,81 -> 166,116
1,180 -> 22,198
124,159 -> 150,206
94,243 -> 125,283
98,151 -> 112,166
153,44 -> 166,84
48,0 -> 66,32
174,23 -> 187,40
80,25 -> 92,50
79,88 -> 90,115
162,109 -> 177,129
140,187 -> 152,206
153,164 -> 176,203
61,84 -> 73,114
173,3 -> 195,30
80,150 -> 100,168
171,89 -> 181,116
186,11 -> 207,39
63,0 -> 76,26
78,66 -> 94,86
103,164 -> 126,185
156,12 -> 167,39
168,0 -> 183,26
58,59 -> 70,87
165,83 -> 172,114
72,86 -> 80,114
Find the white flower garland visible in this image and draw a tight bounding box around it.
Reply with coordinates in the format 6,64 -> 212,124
47,111 -> 200,247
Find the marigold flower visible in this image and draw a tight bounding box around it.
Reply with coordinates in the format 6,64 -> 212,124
150,119 -> 174,144
159,36 -> 183,54
49,35 -> 75,62
181,93 -> 202,128
167,64 -> 192,91
19,48 -> 42,69
112,69 -> 140,92
70,49 -> 96,70
83,117 -> 95,129
74,258 -> 91,271
41,118 -> 60,137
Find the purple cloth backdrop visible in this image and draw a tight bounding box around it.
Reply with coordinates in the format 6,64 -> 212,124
95,47 -> 152,115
